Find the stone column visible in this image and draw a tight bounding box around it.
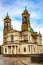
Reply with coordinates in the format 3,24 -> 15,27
4,47 -> 5,54
29,45 -> 31,54
14,46 -> 17,54
16,46 -> 17,54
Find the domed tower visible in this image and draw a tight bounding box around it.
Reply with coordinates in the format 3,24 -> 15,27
21,7 -> 30,31
3,13 -> 11,44
4,13 -> 11,35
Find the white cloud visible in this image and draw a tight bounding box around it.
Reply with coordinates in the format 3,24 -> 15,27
12,18 -> 22,31
30,12 -> 41,19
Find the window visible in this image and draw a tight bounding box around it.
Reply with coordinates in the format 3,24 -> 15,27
8,46 -> 11,49
24,16 -> 27,22
5,23 -> 7,26
24,47 -> 26,52
5,48 -> 7,53
28,45 -> 30,52
11,35 -> 14,42
8,46 -> 11,54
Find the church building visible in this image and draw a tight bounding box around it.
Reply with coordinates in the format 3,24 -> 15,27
1,7 -> 43,54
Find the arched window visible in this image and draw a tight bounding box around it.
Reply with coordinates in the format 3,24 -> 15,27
24,16 -> 27,22
11,35 -> 14,42
24,47 -> 26,52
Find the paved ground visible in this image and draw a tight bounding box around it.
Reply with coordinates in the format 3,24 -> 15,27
0,55 -> 43,65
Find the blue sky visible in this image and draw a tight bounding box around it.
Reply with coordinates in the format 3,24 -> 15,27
0,0 -> 43,45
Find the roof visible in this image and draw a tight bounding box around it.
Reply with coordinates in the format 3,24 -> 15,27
9,29 -> 20,33
22,7 -> 30,15
30,27 -> 34,32
4,13 -> 11,21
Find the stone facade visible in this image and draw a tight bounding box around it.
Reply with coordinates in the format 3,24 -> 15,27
1,7 -> 43,54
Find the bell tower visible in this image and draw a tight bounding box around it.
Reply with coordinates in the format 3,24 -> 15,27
21,7 -> 30,31
4,13 -> 11,34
